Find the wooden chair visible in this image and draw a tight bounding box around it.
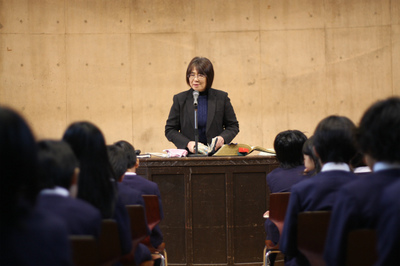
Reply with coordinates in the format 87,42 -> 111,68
263,192 -> 291,266
297,211 -> 332,266
121,205 -> 150,266
345,229 -> 378,266
142,195 -> 167,266
98,219 -> 122,266
69,235 -> 99,266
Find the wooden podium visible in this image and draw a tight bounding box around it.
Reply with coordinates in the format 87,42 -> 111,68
136,155 -> 279,266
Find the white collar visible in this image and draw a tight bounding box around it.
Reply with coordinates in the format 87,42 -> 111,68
321,162 -> 351,172
124,172 -> 137,176
40,186 -> 69,197
373,162 -> 400,172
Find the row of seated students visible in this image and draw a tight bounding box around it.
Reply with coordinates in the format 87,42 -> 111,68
0,107 -> 164,266
264,96 -> 400,266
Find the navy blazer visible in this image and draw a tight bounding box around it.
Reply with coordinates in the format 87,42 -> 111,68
0,208 -> 72,266
36,194 -> 102,238
122,173 -> 164,248
324,169 -> 400,266
280,170 -> 358,265
376,179 -> 400,266
266,165 -> 309,193
265,165 -> 310,244
165,88 -> 239,149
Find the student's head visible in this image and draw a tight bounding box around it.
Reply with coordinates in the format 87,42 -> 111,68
37,140 -> 80,196
357,97 -> 400,165
302,135 -> 321,175
107,145 -> 128,182
274,130 -> 308,169
186,57 -> 214,91
0,106 -> 38,225
114,140 -> 137,169
62,121 -> 116,218
313,115 -> 357,165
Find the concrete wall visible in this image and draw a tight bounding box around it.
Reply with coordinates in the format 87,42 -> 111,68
1,0 -> 399,152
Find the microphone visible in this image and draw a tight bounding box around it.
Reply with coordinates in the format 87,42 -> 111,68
193,91 -> 199,107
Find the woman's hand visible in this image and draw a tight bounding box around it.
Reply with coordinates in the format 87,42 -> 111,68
215,136 -> 225,150
187,141 -> 196,153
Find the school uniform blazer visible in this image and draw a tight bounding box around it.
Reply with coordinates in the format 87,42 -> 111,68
279,170 -> 358,265
0,208 -> 71,266
165,88 -> 239,149
375,179 -> 400,266
122,173 -> 164,248
36,194 -> 102,238
265,165 -> 310,244
324,169 -> 400,266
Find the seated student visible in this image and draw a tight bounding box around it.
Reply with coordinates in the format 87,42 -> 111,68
107,145 -> 153,266
324,97 -> 400,266
115,140 -> 165,252
36,140 -> 102,238
375,179 -> 400,265
0,107 -> 71,266
279,115 -> 358,266
264,130 -> 310,265
63,122 -> 132,257
302,136 -> 321,176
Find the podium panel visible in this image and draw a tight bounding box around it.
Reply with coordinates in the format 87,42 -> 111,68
137,155 -> 279,266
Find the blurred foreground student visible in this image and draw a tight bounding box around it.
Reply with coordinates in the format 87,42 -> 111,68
36,140 -> 102,238
63,122 -> 132,257
0,107 -> 71,265
280,115 -> 358,266
324,97 -> 400,266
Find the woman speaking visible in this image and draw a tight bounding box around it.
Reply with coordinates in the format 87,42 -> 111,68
165,57 -> 239,154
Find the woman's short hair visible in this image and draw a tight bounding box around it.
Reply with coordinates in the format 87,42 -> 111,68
185,57 -> 214,90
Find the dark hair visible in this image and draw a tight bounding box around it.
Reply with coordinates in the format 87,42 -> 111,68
0,107 -> 38,226
114,140 -> 136,169
62,121 -> 116,218
107,145 -> 128,181
313,115 -> 357,164
274,130 -> 307,169
185,57 -> 214,90
37,140 -> 79,190
357,97 -> 400,162
302,135 -> 321,174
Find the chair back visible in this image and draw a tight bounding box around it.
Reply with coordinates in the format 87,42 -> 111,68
297,211 -> 331,266
127,205 -> 149,252
269,192 -> 291,235
345,229 -> 378,266
142,194 -> 161,230
69,235 -> 99,266
98,219 -> 122,266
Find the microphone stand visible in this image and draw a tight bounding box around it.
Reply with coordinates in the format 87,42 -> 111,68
194,103 -> 199,155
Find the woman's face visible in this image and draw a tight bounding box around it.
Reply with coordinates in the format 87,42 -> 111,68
189,68 -> 207,92
304,154 -> 315,173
